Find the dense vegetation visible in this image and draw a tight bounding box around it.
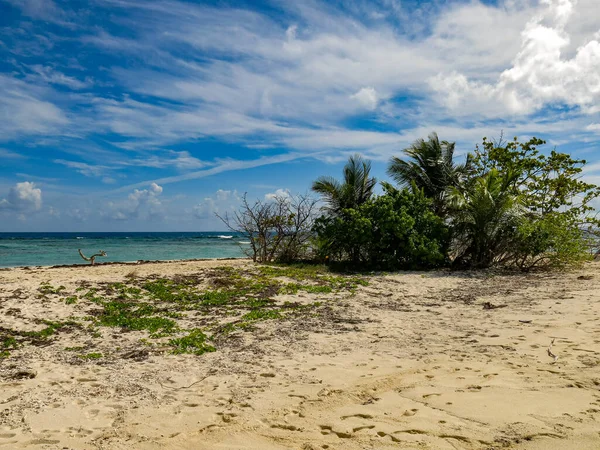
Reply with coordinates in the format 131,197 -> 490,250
228,133 -> 599,271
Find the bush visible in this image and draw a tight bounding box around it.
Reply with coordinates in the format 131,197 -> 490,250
314,184 -> 449,269
512,213 -> 592,271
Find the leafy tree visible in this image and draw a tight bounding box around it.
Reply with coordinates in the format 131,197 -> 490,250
387,132 -> 473,216
314,184 -> 449,269
473,136 -> 600,224
312,154 -> 377,215
468,136 -> 600,269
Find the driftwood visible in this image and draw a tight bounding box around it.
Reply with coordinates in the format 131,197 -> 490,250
547,338 -> 558,362
78,249 -> 107,266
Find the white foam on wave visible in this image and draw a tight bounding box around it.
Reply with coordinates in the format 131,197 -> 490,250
76,237 -> 85,239
238,241 -> 251,245
218,235 -> 233,239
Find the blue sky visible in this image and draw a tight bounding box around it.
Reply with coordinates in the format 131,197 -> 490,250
1,0 -> 599,231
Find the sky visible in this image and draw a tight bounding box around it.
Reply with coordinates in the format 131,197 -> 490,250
0,0 -> 600,231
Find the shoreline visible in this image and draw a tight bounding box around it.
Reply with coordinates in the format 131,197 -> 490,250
1,259 -> 599,449
0,256 -> 249,271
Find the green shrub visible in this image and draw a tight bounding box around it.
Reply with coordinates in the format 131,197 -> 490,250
314,184 -> 449,269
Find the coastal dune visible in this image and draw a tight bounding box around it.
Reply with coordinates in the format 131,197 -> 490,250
1,259 -> 599,449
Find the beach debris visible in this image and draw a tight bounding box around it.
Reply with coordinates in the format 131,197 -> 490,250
547,338 -> 559,362
78,249 -> 107,265
482,301 -> 508,310
577,275 -> 593,280
518,319 -> 532,324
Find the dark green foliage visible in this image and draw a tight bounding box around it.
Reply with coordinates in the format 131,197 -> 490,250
312,133 -> 598,271
315,184 -> 449,269
473,136 -> 600,220
466,136 -> 599,270
448,169 -> 523,268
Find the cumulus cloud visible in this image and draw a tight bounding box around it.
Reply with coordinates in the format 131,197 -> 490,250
106,182 -> 164,221
430,0 -> 600,116
193,197 -> 216,219
351,87 -> 379,110
194,189 -> 242,219
265,188 -> 290,201
0,181 -> 42,212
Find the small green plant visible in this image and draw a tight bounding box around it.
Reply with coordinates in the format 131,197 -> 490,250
64,296 -> 77,305
1,335 -> 18,358
22,320 -> 77,340
78,352 -> 103,360
39,283 -> 67,295
169,329 -> 215,355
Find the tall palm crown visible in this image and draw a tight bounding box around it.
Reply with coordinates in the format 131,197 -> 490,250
312,154 -> 377,215
448,169 -> 522,268
387,132 -> 472,216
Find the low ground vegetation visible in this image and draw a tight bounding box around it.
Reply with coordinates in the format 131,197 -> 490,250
0,264 -> 367,361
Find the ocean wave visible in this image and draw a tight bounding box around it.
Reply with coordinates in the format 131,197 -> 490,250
238,241 -> 251,244
76,237 -> 85,239
218,235 -> 233,239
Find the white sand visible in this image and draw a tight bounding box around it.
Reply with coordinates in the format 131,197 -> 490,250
1,260 -> 599,449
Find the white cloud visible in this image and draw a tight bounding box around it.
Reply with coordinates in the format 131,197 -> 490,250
194,188 -> 242,219
27,65 -> 91,90
3,0 -> 68,24
106,182 -> 165,221
430,0 -> 600,117
54,159 -> 109,178
351,87 -> 379,110
126,151 -> 207,170
0,76 -> 69,139
0,181 -> 42,212
586,123 -> 600,132
215,189 -> 241,202
193,197 -> 216,219
265,188 -> 290,201
0,148 -> 25,159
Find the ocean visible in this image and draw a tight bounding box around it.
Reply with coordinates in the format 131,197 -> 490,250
0,232 -> 248,268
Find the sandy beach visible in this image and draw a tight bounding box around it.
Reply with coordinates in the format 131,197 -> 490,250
1,259 -> 599,449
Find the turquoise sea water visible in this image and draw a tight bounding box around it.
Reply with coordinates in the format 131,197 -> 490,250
0,232 -> 248,268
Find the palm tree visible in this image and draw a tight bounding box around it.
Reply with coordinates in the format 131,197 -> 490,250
312,154 -> 377,215
448,169 -> 522,268
387,132 -> 473,216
